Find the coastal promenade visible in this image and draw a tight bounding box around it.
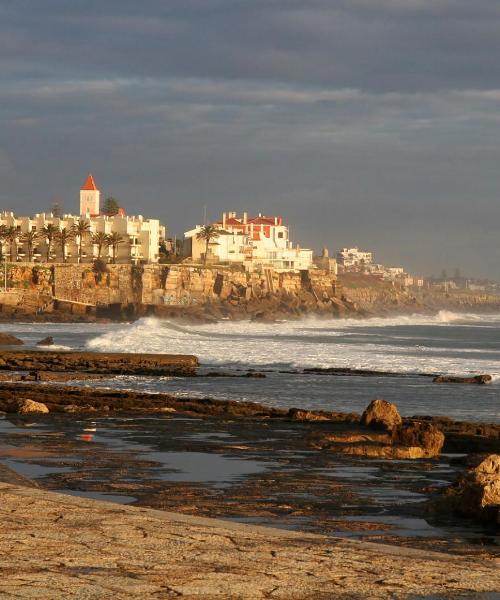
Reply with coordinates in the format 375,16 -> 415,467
0,483 -> 498,599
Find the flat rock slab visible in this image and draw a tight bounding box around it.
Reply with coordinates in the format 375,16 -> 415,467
0,483 -> 498,599
0,350 -> 198,376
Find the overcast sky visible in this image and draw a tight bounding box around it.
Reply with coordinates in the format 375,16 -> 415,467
1,1 -> 500,277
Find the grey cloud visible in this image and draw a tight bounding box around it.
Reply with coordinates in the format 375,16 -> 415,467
1,2 -> 500,277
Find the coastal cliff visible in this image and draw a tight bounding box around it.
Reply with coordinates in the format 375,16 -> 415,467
0,263 -> 499,322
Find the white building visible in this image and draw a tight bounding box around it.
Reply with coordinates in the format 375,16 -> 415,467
184,211 -> 313,272
0,175 -> 165,264
337,247 -> 373,270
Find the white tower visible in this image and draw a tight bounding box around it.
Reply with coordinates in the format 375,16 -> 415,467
80,174 -> 100,216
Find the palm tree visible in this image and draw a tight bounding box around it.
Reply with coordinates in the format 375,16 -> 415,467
42,224 -> 59,262
71,218 -> 92,262
20,230 -> 39,262
0,225 -> 7,261
91,232 -> 110,260
3,226 -> 19,261
57,227 -> 75,263
107,232 -> 124,263
196,225 -> 220,265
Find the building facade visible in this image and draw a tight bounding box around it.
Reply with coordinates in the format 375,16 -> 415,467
0,175 -> 165,264
336,247 -> 373,270
184,211 -> 313,271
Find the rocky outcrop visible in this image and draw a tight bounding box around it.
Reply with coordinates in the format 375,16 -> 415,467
37,336 -> 54,346
433,374 -> 492,384
17,399 -> 49,415
313,401 -> 444,459
0,333 -> 24,345
392,421 -> 445,458
360,399 -> 402,431
0,350 -> 199,376
431,454 -> 500,524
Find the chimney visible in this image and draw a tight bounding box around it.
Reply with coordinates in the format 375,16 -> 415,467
243,212 -> 247,224
222,212 -> 227,228
274,216 -> 278,225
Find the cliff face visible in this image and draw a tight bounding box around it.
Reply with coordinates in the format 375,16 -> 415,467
0,263 -> 342,321
339,274 -> 500,314
1,264 -> 498,322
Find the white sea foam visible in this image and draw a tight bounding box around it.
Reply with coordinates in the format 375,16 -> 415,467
85,312 -> 500,376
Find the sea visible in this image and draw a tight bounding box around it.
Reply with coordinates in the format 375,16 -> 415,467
1,310 -> 499,423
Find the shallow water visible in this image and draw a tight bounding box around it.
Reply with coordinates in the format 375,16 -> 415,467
1,414 -> 498,549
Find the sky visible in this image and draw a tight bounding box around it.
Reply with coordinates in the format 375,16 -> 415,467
1,1 -> 500,278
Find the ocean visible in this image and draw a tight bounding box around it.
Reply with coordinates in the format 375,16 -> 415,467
1,310 -> 499,422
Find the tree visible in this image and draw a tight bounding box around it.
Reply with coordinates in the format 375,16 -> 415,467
57,227 -> 75,263
103,197 -> 120,216
20,230 -> 39,262
107,232 -> 124,263
91,232 -> 110,260
71,218 -> 92,262
50,201 -> 63,218
0,225 -> 7,260
196,225 -> 220,265
3,226 -> 19,261
42,224 -> 59,262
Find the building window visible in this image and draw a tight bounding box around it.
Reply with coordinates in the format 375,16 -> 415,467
278,232 -> 284,238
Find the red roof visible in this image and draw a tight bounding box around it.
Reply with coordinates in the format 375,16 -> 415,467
82,174 -> 98,191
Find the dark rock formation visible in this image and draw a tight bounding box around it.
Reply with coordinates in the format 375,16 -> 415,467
360,399 -> 402,431
0,350 -> 199,376
433,374 -> 492,385
392,421 -> 445,457
0,333 -> 23,346
313,401 -> 444,459
37,336 -> 54,346
430,454 -> 500,524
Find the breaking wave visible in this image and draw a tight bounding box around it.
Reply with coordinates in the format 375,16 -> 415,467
85,311 -> 500,376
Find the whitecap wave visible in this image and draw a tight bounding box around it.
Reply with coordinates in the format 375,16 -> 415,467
84,313 -> 500,377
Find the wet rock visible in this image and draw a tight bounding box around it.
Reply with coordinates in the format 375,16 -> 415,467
17,399 -> 49,415
37,336 -> 54,346
0,333 -> 23,346
0,350 -> 199,376
392,421 -> 445,458
431,454 -> 500,524
288,408 -> 332,422
433,374 -> 492,384
333,443 -> 429,460
360,399 -> 402,431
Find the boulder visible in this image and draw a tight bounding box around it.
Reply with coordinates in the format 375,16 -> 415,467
0,333 -> 24,346
360,399 -> 402,431
431,454 -> 500,524
433,374 -> 492,385
17,399 -> 49,415
392,421 -> 445,458
37,336 -> 54,346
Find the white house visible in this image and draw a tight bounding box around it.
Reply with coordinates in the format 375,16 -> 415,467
184,211 -> 313,271
337,247 -> 373,270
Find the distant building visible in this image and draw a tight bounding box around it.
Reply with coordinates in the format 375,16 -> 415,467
184,211 -> 313,271
337,247 -> 373,270
313,248 -> 338,274
0,174 -> 165,264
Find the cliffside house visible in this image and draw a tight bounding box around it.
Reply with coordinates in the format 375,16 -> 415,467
184,211 -> 313,272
